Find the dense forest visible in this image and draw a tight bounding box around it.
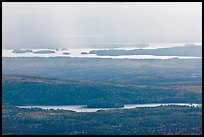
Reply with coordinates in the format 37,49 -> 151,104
2,57 -> 202,135
2,105 -> 202,135
2,74 -> 202,106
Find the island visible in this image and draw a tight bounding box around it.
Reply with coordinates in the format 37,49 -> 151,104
89,45 -> 202,57
63,52 -> 70,55
81,52 -> 88,55
33,50 -> 55,54
12,49 -> 33,53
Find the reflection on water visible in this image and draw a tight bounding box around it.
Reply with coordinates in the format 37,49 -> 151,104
17,103 -> 202,113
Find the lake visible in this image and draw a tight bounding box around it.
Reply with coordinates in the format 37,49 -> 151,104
17,103 -> 202,113
2,43 -> 202,59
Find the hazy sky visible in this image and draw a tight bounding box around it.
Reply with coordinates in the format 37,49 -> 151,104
2,2 -> 202,49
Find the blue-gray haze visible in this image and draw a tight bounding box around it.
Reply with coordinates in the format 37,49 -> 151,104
2,2 -> 202,49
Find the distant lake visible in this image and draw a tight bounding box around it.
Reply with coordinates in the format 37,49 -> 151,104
17,103 -> 202,113
2,49 -> 201,59
2,43 -> 202,59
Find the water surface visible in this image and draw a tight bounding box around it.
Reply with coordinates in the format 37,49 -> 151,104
17,103 -> 202,113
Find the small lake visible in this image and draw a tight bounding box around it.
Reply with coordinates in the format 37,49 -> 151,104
17,103 -> 202,113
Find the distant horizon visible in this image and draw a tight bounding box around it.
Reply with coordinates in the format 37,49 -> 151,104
2,42 -> 202,50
